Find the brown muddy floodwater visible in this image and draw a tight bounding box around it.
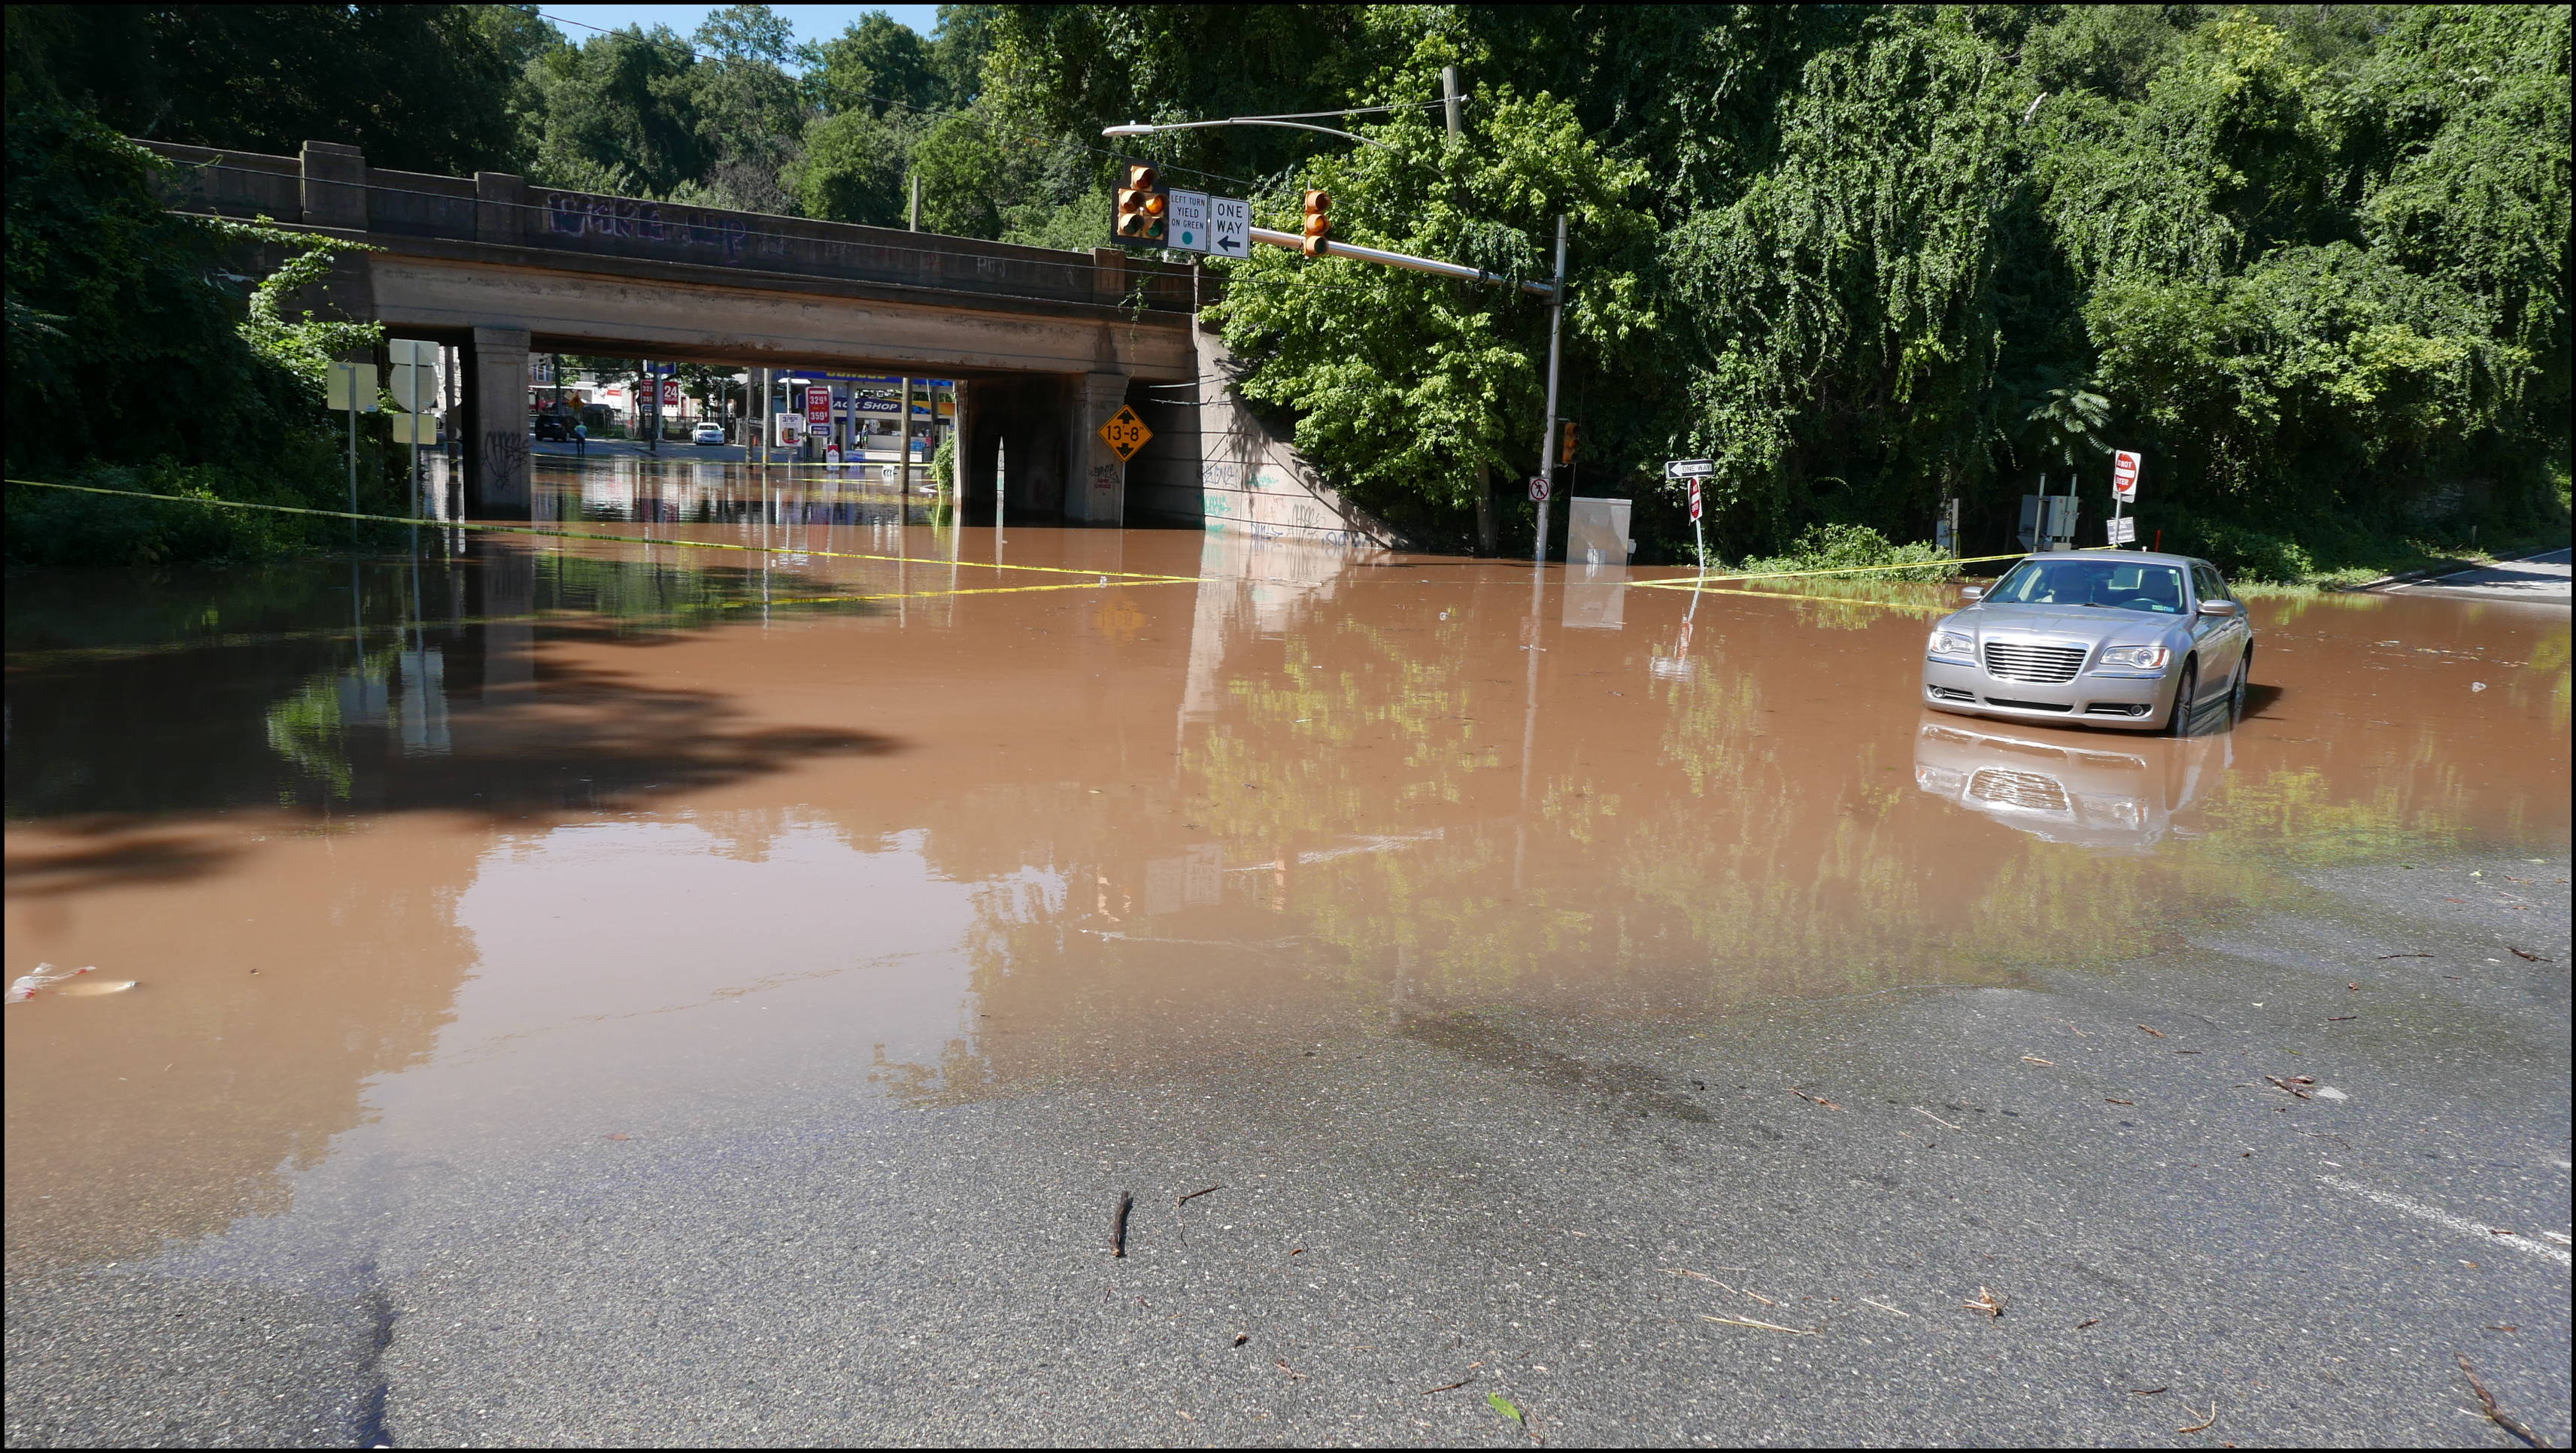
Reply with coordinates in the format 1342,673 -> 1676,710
7,465 -> 2570,1270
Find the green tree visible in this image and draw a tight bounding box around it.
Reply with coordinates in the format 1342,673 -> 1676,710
2,3 -> 545,174
807,11 -> 945,117
520,25 -> 707,196
1210,84 -> 1654,548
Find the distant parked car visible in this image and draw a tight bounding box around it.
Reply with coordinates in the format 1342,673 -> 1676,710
692,423 -> 727,446
531,415 -> 570,441
1922,552 -> 2253,733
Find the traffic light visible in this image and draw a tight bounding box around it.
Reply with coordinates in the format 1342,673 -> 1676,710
1301,190 -> 1331,255
1115,162 -> 1167,245
1561,421 -> 1580,463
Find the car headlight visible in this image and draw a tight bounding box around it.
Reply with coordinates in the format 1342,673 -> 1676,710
1928,629 -> 1974,657
2097,645 -> 2170,670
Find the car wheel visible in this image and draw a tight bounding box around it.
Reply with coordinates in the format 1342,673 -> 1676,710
2228,651 -> 2251,720
2165,659 -> 2198,736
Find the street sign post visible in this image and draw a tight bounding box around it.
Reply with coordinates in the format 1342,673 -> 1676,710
1527,476 -> 1550,504
325,361 -> 378,529
1667,459 -> 1714,566
1167,190 -> 1209,253
1208,196 -> 1251,259
387,340 -> 437,519
2110,448 -> 2141,548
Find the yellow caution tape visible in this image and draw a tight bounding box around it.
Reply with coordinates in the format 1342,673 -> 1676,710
5,478 -> 1197,584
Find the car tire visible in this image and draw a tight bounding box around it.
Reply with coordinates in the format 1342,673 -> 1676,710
2165,659 -> 2198,736
2228,650 -> 2251,720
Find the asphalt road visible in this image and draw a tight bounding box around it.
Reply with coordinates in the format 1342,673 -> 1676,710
2382,548 -> 2572,606
7,851 -> 2566,1447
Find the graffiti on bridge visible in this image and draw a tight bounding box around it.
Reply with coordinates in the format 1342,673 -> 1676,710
544,193 -> 753,262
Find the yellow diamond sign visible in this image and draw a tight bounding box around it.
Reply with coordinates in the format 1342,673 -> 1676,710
1098,405 -> 1152,462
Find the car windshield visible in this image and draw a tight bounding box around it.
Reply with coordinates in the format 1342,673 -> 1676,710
1986,559 -> 2186,614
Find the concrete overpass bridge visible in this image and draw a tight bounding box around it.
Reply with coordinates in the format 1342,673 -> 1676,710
144,138 -> 1391,542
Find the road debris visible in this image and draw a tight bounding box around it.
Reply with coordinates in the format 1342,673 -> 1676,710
2137,1024 -> 2165,1038
2129,1386 -> 2168,1395
1962,1287 -> 2004,1318
1421,1376 -> 1476,1394
1789,1087 -> 1843,1109
1274,1359 -> 1306,1380
2106,1098 -> 2135,1106
2022,1056 -> 2058,1066
6,964 -> 102,1003
2265,1076 -> 2314,1100
1232,1333 -> 1249,1347
1914,1106 -> 1962,1130
1111,1191 -> 1133,1257
2508,946 -> 2549,961
1176,1185 -> 1224,1208
2456,1355 -> 2544,1448
1701,1315 -> 1815,1336
2076,1319 -> 2100,1330
2177,1400 -> 2219,1434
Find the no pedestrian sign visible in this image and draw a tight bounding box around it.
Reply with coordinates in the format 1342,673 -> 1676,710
1098,405 -> 1152,462
1528,475 -> 1551,503
2111,449 -> 2142,502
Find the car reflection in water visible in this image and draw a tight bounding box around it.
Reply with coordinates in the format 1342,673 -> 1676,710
1912,711 -> 2233,851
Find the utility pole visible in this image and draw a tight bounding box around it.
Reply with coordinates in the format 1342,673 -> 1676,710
1531,214 -> 1568,567
1442,66 -> 1462,136
909,173 -> 921,232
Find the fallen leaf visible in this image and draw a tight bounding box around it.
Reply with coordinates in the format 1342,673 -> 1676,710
1488,1391 -> 1524,1422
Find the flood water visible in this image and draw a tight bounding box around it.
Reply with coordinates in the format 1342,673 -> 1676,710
8,463 -> 2570,1271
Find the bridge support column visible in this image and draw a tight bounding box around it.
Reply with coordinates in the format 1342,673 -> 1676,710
1067,372 -> 1130,526
466,325 -> 532,520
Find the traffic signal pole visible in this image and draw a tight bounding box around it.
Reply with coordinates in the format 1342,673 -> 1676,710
1246,227 -> 1556,298
1531,215 -> 1567,566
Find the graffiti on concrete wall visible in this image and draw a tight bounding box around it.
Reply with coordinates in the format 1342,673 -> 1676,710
482,429 -> 527,499
544,193 -> 752,262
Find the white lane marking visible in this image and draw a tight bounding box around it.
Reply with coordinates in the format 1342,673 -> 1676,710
2320,1175 -> 2571,1269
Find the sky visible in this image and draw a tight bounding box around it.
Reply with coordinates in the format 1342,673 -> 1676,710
535,5 -> 944,55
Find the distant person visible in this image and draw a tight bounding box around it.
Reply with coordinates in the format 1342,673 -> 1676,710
573,420 -> 588,459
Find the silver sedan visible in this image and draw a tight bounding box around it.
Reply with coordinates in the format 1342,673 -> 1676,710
1921,551 -> 2253,733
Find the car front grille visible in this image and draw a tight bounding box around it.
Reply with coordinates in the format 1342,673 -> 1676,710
1968,769 -> 2070,812
1983,641 -> 2085,684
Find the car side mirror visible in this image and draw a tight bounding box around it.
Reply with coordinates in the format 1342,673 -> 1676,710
2196,599 -> 2240,616
1959,586 -> 1985,602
